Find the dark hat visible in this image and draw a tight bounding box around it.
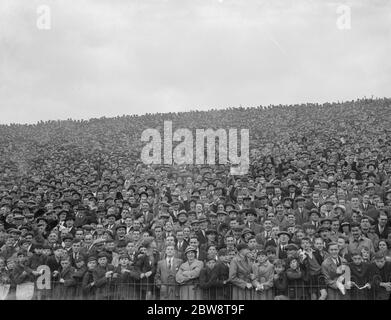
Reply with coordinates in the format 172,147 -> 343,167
62,234 -> 74,241
295,196 -> 306,202
320,218 -> 332,224
87,256 -> 97,262
184,246 -> 197,255
217,210 -> 228,216
309,209 -> 320,216
244,208 -> 257,216
324,198 -> 335,205
236,243 -> 249,252
115,224 -> 127,232
205,229 -> 218,236
97,252 -> 108,259
178,210 -> 188,217
7,228 -> 21,235
340,221 -> 351,228
241,228 -> 255,237
218,248 -> 228,256
318,226 -> 331,233
65,214 -> 75,221
277,231 -> 291,238
285,243 -> 299,251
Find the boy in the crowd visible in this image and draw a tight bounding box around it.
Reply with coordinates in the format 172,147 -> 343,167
82,256 -> 97,299
112,254 -> 140,300
93,252 -> 115,300
370,251 -> 391,300
273,259 -> 288,300
348,250 -> 371,300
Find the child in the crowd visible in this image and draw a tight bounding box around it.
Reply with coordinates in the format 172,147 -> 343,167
348,250 -> 371,300
251,250 -> 274,300
72,257 -> 87,299
300,237 -> 327,300
82,256 -> 98,299
273,259 -> 288,300
112,254 -> 140,300
360,246 -> 371,263
52,258 -> 76,299
286,255 -> 305,300
370,251 -> 391,300
93,252 -> 115,300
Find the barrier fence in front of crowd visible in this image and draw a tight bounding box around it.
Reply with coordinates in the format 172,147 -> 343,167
1,275 -> 390,300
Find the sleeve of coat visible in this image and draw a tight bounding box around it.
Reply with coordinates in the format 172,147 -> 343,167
229,259 -> 248,289
251,264 -> 260,288
321,261 -> 338,289
199,269 -> 210,289
154,262 -> 162,286
187,261 -> 203,279
175,263 -> 190,284
93,270 -> 107,287
262,265 -> 275,290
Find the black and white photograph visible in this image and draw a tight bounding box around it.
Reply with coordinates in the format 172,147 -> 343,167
1,0 -> 391,308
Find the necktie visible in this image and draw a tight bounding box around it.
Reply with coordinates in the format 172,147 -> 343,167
168,259 -> 172,270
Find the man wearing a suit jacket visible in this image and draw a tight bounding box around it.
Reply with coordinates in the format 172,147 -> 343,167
175,229 -> 188,260
305,192 -> 322,211
374,212 -> 390,239
321,242 -> 351,300
242,209 -> 262,235
294,197 -> 310,225
155,245 -> 183,300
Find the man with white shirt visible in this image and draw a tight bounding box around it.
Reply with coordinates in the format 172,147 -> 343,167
155,245 -> 183,300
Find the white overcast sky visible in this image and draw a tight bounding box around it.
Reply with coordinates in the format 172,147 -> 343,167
0,0 -> 390,124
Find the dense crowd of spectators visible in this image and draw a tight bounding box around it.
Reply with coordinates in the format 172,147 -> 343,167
1,98 -> 391,300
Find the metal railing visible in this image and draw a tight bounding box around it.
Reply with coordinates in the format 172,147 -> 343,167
1,275 -> 390,300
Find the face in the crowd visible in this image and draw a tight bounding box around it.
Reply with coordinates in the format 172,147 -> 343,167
154,228 -> 163,239
87,260 -> 97,270
48,233 -> 58,243
72,242 -> 81,253
248,238 -> 257,250
330,220 -> 339,232
75,230 -> 84,240
186,250 -> 196,261
256,253 -> 268,264
264,220 -> 273,231
165,245 -> 175,258
310,212 -> 319,222
337,237 -> 347,250
378,215 -> 388,227
98,257 -> 108,266
314,238 -> 324,250
207,246 -> 217,257
374,257 -> 386,269
289,259 -> 298,269
132,230 -> 140,241
279,234 -> 289,244
378,241 -> 388,251
328,244 -> 339,257
61,259 -> 71,269
351,226 -> 361,239
350,197 -> 359,208
225,236 -> 235,247
125,242 -> 135,253
276,204 -> 285,215
165,236 -> 175,247
84,234 -> 93,245
189,238 -> 199,249
312,193 -> 320,203
287,214 -> 295,225
183,227 -> 190,238
265,211 -> 274,220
